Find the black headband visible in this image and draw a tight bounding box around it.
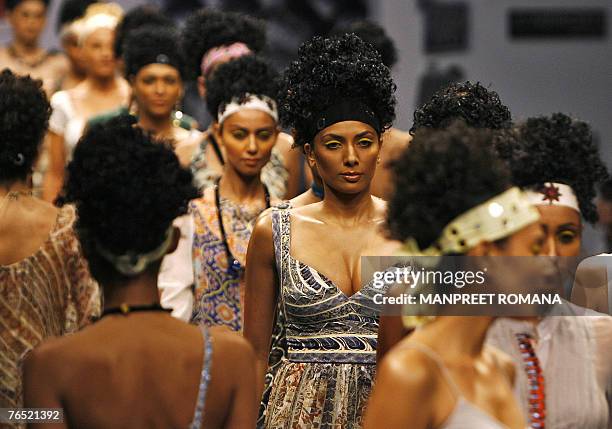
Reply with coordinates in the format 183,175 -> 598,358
127,52 -> 183,79
308,99 -> 381,139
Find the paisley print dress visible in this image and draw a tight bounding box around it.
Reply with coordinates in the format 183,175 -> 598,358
262,206 -> 389,428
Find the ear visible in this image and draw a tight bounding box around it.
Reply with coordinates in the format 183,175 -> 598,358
197,76 -> 206,99
304,142 -> 316,169
212,121 -> 222,145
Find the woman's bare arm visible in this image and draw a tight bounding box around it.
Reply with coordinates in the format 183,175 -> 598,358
243,211 -> 278,402
42,132 -> 66,203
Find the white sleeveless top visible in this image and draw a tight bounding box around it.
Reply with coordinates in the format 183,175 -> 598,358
402,342 -> 511,429
49,90 -> 87,162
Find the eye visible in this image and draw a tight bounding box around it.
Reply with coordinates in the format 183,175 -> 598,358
232,130 -> 247,140
530,242 -> 543,255
257,130 -> 272,140
142,77 -> 155,85
357,138 -> 374,147
165,77 -> 178,85
557,230 -> 577,245
324,140 -> 341,149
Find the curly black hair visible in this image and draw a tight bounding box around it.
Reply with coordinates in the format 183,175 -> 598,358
278,33 -> 396,147
411,81 -> 511,134
331,20 -> 397,68
113,5 -> 175,59
60,115 -> 199,284
0,69 -> 51,183
123,26 -> 184,79
181,8 -> 266,80
56,0 -> 95,33
387,120 -> 512,249
495,113 -> 608,224
205,55 -> 278,120
6,0 -> 49,10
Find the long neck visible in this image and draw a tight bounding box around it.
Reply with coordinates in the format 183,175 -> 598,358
103,269 -> 161,310
417,316 -> 494,357
137,109 -> 174,138
11,37 -> 40,54
0,179 -> 31,196
85,74 -> 119,92
320,183 -> 376,226
219,163 -> 264,204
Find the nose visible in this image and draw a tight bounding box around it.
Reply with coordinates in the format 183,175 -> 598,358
344,142 -> 358,166
154,81 -> 165,95
544,234 -> 558,256
246,134 -> 258,154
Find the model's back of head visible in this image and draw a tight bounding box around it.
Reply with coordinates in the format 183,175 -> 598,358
60,115 -> 198,284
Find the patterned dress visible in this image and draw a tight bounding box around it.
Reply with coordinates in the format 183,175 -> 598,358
263,206 -> 389,428
0,205 -> 100,412
190,187 -> 268,331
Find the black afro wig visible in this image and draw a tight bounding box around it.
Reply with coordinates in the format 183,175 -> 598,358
60,115 -> 199,284
387,120 -> 512,249
56,0 -> 94,32
331,19 -> 397,68
7,0 -> 49,10
205,55 -> 278,120
123,26 -> 184,79
114,5 -> 175,59
496,113 -> 608,224
411,81 -> 511,134
278,33 -> 396,147
0,69 -> 51,183
181,8 -> 266,80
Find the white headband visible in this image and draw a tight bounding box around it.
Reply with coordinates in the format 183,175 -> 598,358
525,182 -> 580,213
78,13 -> 119,45
218,94 -> 278,125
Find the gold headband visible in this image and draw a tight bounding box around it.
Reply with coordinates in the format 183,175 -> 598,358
398,187 -> 540,256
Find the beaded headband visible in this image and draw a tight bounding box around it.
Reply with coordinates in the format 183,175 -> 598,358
399,187 -> 540,256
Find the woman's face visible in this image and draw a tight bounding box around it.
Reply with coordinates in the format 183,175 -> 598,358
215,109 -> 278,177
535,205 -> 582,257
307,121 -> 380,195
81,28 -> 116,79
132,64 -> 182,120
9,0 -> 46,46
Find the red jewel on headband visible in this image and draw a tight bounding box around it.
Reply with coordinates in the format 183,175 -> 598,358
539,183 -> 561,204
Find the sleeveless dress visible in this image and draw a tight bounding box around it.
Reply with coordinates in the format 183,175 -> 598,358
401,342 -> 511,429
263,206 -> 389,428
189,325 -> 214,429
0,205 -> 100,411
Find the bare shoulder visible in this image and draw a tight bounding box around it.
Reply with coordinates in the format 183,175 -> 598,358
378,340 -> 440,395
208,326 -> 256,363
484,345 -> 515,384
251,209 -> 275,247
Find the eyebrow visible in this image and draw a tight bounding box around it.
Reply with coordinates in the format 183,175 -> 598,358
322,131 -> 374,140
